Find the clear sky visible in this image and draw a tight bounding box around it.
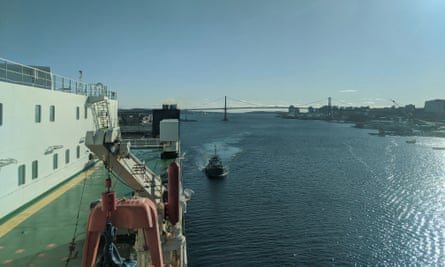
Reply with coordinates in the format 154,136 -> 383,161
1,0 -> 444,109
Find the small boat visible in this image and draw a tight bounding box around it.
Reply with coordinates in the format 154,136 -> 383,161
406,139 -> 416,144
205,147 -> 226,178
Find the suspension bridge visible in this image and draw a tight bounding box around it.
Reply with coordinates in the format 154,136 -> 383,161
182,96 -> 331,120
182,96 -> 330,111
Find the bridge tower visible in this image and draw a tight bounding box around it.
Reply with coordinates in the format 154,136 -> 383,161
223,96 -> 228,121
328,96 -> 332,120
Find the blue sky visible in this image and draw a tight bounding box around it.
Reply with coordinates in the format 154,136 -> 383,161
1,0 -> 444,109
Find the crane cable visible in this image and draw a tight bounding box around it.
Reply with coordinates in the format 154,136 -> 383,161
65,173 -> 88,266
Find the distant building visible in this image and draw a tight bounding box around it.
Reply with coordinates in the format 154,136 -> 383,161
424,99 -> 445,113
405,104 -> 415,112
152,104 -> 180,137
288,105 -> 299,116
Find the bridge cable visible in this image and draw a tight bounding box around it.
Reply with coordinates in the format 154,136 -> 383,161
190,96 -> 225,109
334,98 -> 355,106
227,96 -> 263,107
299,99 -> 325,107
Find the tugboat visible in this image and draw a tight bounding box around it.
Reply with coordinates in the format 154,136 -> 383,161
406,138 -> 416,144
205,146 -> 226,178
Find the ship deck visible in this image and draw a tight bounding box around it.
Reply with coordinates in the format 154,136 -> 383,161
0,148 -> 168,266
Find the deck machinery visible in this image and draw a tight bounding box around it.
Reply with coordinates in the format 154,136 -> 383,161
82,115 -> 189,267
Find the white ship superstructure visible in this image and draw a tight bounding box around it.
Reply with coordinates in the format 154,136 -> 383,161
0,57 -> 118,219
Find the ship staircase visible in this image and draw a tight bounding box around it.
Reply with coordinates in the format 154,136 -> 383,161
131,162 -> 151,187
87,96 -> 113,129
86,130 -> 163,201
86,94 -> 164,201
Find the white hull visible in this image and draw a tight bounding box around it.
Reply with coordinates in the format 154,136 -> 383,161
0,79 -> 118,219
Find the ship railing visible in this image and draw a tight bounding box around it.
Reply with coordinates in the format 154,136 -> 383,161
122,138 -> 162,149
0,57 -> 117,100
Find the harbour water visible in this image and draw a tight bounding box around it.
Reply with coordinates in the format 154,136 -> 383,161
179,112 -> 445,266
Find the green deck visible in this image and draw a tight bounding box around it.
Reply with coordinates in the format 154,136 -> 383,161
0,149 -> 168,266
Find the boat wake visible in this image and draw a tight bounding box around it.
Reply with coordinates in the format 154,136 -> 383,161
220,170 -> 229,177
343,142 -> 377,177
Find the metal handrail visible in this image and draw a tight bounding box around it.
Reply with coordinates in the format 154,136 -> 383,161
124,138 -> 162,148
0,57 -> 117,99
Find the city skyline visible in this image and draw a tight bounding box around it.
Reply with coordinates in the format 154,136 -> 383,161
1,0 -> 444,109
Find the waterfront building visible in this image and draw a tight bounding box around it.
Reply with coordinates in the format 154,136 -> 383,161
424,99 -> 445,114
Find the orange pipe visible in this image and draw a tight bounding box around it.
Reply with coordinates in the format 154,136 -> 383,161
167,161 -> 180,225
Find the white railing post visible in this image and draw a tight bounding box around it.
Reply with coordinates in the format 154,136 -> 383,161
0,57 -> 117,97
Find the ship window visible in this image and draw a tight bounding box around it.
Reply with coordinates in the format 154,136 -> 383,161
76,106 -> 80,120
53,153 -> 58,169
35,105 -> 41,123
76,145 -> 80,159
65,149 -> 70,164
84,105 -> 88,119
50,105 -> 55,122
0,103 -> 3,126
32,160 -> 38,179
18,164 -> 26,185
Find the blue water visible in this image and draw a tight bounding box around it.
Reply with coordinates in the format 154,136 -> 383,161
180,112 -> 445,266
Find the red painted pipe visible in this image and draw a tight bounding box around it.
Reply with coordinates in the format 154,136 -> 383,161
167,161 -> 180,225
101,191 -> 117,214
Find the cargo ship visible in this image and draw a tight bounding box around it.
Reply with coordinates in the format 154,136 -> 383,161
0,58 -> 189,266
